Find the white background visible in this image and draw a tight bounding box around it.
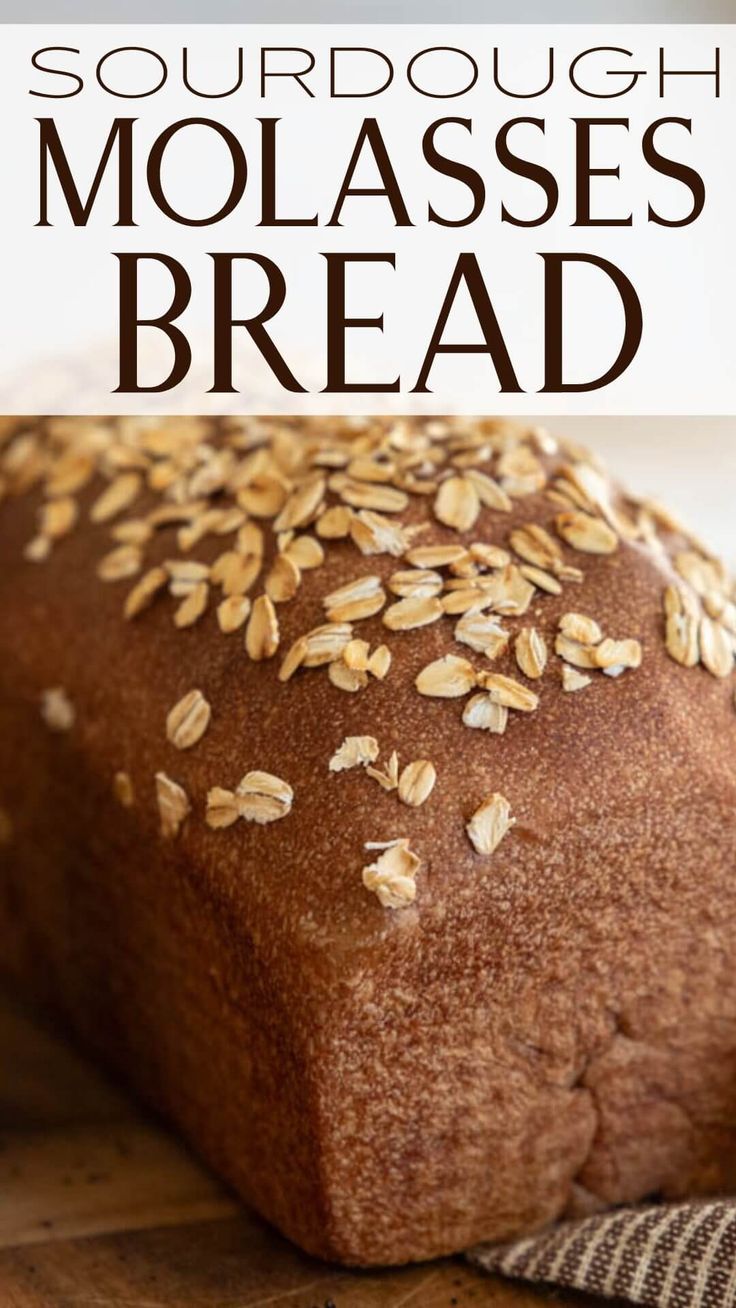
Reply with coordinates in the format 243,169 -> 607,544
0,25 -> 734,415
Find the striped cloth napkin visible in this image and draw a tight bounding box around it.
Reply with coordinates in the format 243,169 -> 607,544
469,1199 -> 736,1308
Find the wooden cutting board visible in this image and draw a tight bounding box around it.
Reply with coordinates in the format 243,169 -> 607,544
0,988 -> 606,1308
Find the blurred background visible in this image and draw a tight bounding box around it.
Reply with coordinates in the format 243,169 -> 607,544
3,0 -> 733,20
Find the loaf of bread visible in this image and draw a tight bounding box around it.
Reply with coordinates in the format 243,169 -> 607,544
1,415 -> 735,1266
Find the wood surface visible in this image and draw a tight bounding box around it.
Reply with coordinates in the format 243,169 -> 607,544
0,988 -> 609,1308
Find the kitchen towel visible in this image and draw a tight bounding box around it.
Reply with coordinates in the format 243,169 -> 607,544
470,1199 -> 736,1308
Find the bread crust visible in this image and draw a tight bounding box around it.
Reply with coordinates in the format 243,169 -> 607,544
1,417 -> 735,1264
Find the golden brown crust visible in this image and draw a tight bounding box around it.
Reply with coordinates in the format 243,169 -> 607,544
0,416 -> 735,1264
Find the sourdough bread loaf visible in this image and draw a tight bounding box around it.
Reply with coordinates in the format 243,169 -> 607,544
0,415 -> 735,1266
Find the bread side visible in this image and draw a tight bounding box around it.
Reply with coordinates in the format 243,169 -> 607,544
1,416 -> 735,1264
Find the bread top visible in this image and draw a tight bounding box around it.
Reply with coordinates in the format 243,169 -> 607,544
1,415 -> 734,1008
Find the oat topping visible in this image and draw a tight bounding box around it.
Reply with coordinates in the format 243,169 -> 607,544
383,595 -> 443,631
350,509 -> 412,557
466,793 -> 516,856
510,524 -> 562,573
278,635 -> 310,682
283,534 -> 324,570
416,655 -> 476,698
156,772 -> 190,838
562,666 -> 592,693
675,550 -> 724,598
555,511 -> 618,555
704,592 -> 736,633
40,496 -> 78,541
316,504 -> 352,538
398,760 -> 436,807
207,771 -> 293,828
559,612 -> 603,646
555,633 -> 599,670
485,566 -> 535,616
246,595 -> 280,660
265,552 -> 301,604
388,568 -> 443,598
24,535 -> 52,563
478,672 -> 539,713
217,595 -> 251,634
519,564 -> 563,595
469,543 -> 511,570
663,584 -> 700,668
204,787 -> 241,829
329,736 -> 380,771
40,686 -> 75,733
455,613 -> 509,658
556,614 -> 642,680
368,644 -> 392,680
514,628 -> 547,680
434,476 -> 481,532
464,468 -> 513,513
700,615 -> 734,679
237,473 -> 286,519
274,474 -> 325,533
328,660 -> 367,693
302,622 -> 353,667
362,748 -> 397,791
237,522 -> 265,558
594,638 -> 643,676
124,566 -> 168,620
166,689 -> 212,750
441,587 -> 498,616
111,515 -> 150,546
113,771 -> 135,807
211,551 -> 259,598
167,559 -> 211,594
362,839 -> 420,909
343,639 -> 370,671
97,543 -> 142,582
462,694 -> 509,733
336,476 -> 408,514
237,771 -> 293,824
90,472 -> 141,524
323,574 -> 385,623
174,580 -> 209,630
498,444 -> 546,495
405,544 -> 467,568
